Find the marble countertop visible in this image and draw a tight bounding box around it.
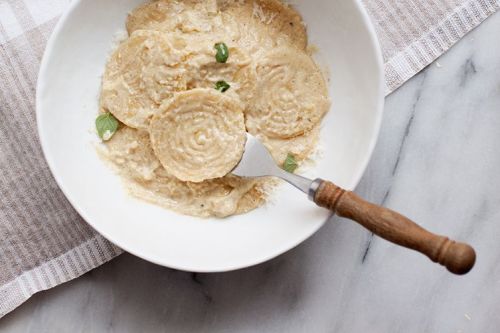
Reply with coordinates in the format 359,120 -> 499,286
2,10 -> 500,333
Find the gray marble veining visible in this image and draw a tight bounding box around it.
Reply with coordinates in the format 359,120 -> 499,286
1,11 -> 500,333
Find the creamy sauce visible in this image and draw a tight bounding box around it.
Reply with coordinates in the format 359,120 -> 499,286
98,0 -> 330,218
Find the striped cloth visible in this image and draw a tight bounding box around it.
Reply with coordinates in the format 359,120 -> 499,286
0,0 -> 498,319
366,0 -> 500,93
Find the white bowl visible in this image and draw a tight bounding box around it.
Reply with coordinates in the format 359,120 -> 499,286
37,0 -> 384,272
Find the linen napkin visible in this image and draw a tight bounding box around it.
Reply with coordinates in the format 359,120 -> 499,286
0,0 -> 498,318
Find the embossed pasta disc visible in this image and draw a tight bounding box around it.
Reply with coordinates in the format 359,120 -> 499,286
100,30 -> 187,129
126,0 -> 219,35
183,42 -> 256,106
219,0 -> 307,53
150,89 -> 246,182
246,46 -> 330,139
126,0 -> 307,53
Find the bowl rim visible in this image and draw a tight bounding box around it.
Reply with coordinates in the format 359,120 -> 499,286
36,0 -> 385,272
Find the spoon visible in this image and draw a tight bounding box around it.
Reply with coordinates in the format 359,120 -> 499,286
232,134 -> 476,275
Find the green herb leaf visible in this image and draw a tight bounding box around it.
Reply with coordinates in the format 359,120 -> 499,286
215,80 -> 231,92
96,112 -> 119,141
214,42 -> 229,63
283,153 -> 298,173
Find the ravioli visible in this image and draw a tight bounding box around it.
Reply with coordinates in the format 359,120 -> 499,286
150,89 -> 246,182
100,30 -> 187,129
218,0 -> 307,53
126,0 -> 219,35
246,46 -> 330,139
183,40 -> 256,105
127,0 -> 307,53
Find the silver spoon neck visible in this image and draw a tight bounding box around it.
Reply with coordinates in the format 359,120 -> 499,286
271,167 -> 321,200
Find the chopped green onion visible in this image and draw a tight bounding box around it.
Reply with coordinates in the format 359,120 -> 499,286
215,80 -> 231,92
214,42 -> 229,63
283,153 -> 298,173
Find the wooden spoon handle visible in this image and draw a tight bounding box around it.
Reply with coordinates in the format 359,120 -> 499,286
313,180 -> 476,275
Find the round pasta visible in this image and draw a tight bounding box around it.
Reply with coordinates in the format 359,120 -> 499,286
246,46 -> 330,139
219,0 -> 307,53
100,30 -> 187,129
149,89 -> 246,182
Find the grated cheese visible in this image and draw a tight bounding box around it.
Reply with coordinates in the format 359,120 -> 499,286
252,2 -> 277,24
